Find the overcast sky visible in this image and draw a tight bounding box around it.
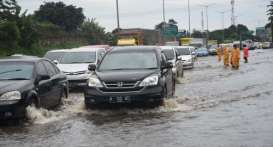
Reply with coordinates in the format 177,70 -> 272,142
18,0 -> 270,32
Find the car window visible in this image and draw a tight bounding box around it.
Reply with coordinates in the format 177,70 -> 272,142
60,51 -> 96,64
42,60 -> 58,77
0,62 -> 34,80
176,48 -> 191,55
98,49 -> 106,61
44,51 -> 66,61
36,62 -> 48,76
99,51 -> 158,71
162,49 -> 175,60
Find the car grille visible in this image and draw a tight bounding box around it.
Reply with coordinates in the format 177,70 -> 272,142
100,81 -> 142,93
103,81 -> 139,88
64,71 -> 85,75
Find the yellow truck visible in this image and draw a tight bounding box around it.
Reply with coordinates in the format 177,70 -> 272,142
115,28 -> 162,46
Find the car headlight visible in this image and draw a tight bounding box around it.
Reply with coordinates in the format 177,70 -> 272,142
0,91 -> 21,104
88,77 -> 103,87
139,75 -> 159,87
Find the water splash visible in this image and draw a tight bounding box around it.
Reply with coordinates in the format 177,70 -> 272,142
26,106 -> 66,124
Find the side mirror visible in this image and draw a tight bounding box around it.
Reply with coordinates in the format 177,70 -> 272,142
36,75 -> 50,85
162,62 -> 173,69
53,60 -> 59,65
88,64 -> 96,71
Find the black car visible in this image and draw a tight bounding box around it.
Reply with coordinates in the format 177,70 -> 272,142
84,46 -> 175,107
0,58 -> 69,119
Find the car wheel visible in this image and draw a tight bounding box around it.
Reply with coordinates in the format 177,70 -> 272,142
162,85 -> 168,99
172,79 -> 176,97
59,90 -> 66,106
29,96 -> 40,108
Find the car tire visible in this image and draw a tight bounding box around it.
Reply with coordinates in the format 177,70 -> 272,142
161,85 -> 168,99
29,96 -> 40,108
172,79 -> 176,97
59,90 -> 66,106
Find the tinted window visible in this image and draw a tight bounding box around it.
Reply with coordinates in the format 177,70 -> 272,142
176,48 -> 191,55
98,49 -> 106,61
60,52 -> 96,64
43,61 -> 58,77
0,62 -> 34,80
162,49 -> 175,60
44,51 -> 66,61
36,62 -> 48,76
99,51 -> 158,71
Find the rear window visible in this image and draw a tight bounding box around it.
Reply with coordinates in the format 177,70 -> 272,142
60,51 -> 96,64
44,51 -> 66,61
176,48 -> 191,55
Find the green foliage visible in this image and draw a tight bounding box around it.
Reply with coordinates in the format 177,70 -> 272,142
0,21 -> 20,55
191,30 -> 205,38
80,18 -> 107,44
0,0 -> 21,21
267,1 -> 273,42
209,24 -> 254,43
34,2 -> 85,31
0,0 -> 110,57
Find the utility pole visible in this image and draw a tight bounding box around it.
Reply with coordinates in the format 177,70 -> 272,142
218,11 -> 228,42
187,0 -> 191,37
231,0 -> 235,26
201,10 -> 204,32
163,0 -> 166,22
199,3 -> 214,48
116,0 -> 120,29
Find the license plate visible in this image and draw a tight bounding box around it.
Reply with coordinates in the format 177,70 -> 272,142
109,96 -> 131,103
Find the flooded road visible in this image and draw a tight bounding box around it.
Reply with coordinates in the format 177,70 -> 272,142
1,49 -> 273,147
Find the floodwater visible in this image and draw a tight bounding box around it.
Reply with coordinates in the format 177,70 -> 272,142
1,49 -> 273,147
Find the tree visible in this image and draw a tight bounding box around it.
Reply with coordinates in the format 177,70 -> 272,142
267,1 -> 273,42
0,21 -> 20,54
80,18 -> 107,45
0,0 -> 21,21
34,2 -> 85,31
192,30 -> 205,38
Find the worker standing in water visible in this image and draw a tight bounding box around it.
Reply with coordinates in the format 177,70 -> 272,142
243,44 -> 249,63
223,45 -> 230,67
231,44 -> 241,69
217,45 -> 223,62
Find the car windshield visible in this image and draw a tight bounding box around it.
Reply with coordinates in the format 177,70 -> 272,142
99,51 -> 158,71
60,51 -> 96,64
162,49 -> 175,60
176,48 -> 191,55
44,51 -> 66,61
0,62 -> 33,80
198,48 -> 207,52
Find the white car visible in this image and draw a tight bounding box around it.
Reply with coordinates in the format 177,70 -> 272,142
57,47 -> 106,88
175,46 -> 195,69
160,46 -> 184,78
44,49 -> 70,63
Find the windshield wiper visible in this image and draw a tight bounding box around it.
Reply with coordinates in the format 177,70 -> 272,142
5,78 -> 30,80
0,69 -> 22,75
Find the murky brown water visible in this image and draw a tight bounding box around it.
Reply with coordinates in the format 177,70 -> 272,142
1,49 -> 273,147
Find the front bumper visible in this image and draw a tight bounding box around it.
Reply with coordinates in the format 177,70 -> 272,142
84,85 -> 164,106
0,103 -> 26,120
67,74 -> 89,88
183,61 -> 194,68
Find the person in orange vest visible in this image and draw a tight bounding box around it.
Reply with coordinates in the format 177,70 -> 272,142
243,44 -> 249,63
223,46 -> 230,67
230,44 -> 240,69
216,45 -> 223,62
